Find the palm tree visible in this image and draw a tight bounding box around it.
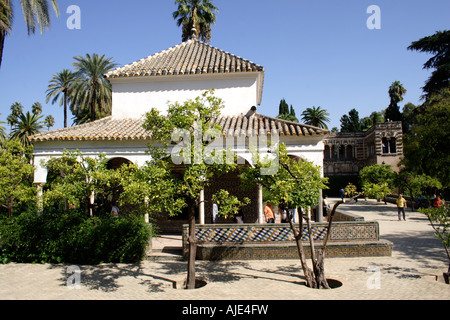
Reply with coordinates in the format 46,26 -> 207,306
173,0 -> 218,43
0,113 -> 6,141
386,81 -> 406,122
44,114 -> 55,131
0,0 -> 13,68
46,69 -> 77,128
71,54 -> 117,123
11,111 -> 44,146
31,102 -> 42,115
0,0 -> 60,69
301,106 -> 330,129
6,101 -> 23,131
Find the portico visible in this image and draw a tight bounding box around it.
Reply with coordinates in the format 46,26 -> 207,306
31,39 -> 329,231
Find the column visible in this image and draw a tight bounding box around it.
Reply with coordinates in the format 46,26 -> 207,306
317,190 -> 323,223
199,189 -> 205,225
258,184 -> 264,224
89,191 -> 95,217
36,183 -> 45,215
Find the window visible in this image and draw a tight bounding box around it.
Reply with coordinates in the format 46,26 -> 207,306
382,138 -> 389,154
346,145 -> 353,160
324,145 -> 331,160
382,137 -> 397,154
390,138 -> 397,154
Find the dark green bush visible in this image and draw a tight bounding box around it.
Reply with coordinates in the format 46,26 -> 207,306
0,210 -> 152,265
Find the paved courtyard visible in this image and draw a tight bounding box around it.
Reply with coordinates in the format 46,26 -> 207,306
0,198 -> 449,301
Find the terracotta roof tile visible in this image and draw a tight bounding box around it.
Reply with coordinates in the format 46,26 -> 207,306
31,113 -> 328,143
105,39 -> 265,79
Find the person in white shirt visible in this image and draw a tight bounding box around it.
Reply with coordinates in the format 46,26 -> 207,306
111,203 -> 119,218
212,202 -> 218,224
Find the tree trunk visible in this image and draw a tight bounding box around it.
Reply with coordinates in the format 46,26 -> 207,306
91,88 -> 96,122
0,30 -> 5,70
186,197 -> 197,289
288,210 -> 316,288
7,196 -> 13,219
64,90 -> 68,128
291,196 -> 359,289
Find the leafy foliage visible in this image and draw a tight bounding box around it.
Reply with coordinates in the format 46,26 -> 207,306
362,183 -> 391,202
242,143 -> 327,211
402,88 -> 450,188
395,171 -> 442,210
408,30 -> 450,98
143,90 -> 243,289
359,164 -> 395,201
0,209 -> 151,264
0,139 -> 36,218
340,108 -> 361,132
211,190 -> 250,219
359,164 -> 395,188
419,205 -> 450,274
344,183 -> 357,198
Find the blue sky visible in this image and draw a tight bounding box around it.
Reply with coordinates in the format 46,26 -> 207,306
0,0 -> 449,132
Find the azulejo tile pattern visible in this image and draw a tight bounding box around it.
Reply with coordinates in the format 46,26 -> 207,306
184,222 -> 380,246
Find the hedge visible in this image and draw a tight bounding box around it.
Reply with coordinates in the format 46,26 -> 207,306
0,210 -> 152,265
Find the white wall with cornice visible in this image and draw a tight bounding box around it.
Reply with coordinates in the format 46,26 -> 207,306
110,73 -> 261,118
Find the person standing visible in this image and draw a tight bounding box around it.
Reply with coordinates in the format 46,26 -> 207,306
279,202 -> 289,223
396,194 -> 407,221
212,202 -> 219,224
433,196 -> 442,208
323,195 -> 330,218
339,188 -> 345,201
235,209 -> 244,224
111,203 -> 119,218
264,202 -> 275,223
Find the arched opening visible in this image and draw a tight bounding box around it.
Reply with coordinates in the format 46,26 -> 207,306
107,157 -> 133,170
382,138 -> 389,154
324,145 -> 331,160
332,145 -> 338,160
346,145 -> 353,160
389,137 -> 397,154
339,145 -> 345,160
288,155 -> 305,163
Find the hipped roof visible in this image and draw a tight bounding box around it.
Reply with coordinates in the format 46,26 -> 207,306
31,113 -> 328,143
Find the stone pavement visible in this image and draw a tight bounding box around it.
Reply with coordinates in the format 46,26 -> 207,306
0,198 -> 449,301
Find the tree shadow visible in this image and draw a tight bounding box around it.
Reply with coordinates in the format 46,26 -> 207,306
53,263 -> 180,293
382,229 -> 447,269
350,264 -> 423,279
52,259 -> 310,293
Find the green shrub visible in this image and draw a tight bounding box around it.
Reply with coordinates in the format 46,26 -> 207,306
0,210 -> 152,265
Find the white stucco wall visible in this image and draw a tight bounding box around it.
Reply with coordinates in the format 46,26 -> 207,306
33,135 -> 326,184
33,140 -> 152,184
110,73 -> 261,118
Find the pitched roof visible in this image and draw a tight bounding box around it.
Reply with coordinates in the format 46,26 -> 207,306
31,114 -> 328,143
105,39 -> 265,79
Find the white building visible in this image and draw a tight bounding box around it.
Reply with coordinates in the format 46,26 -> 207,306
32,39 -> 328,230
